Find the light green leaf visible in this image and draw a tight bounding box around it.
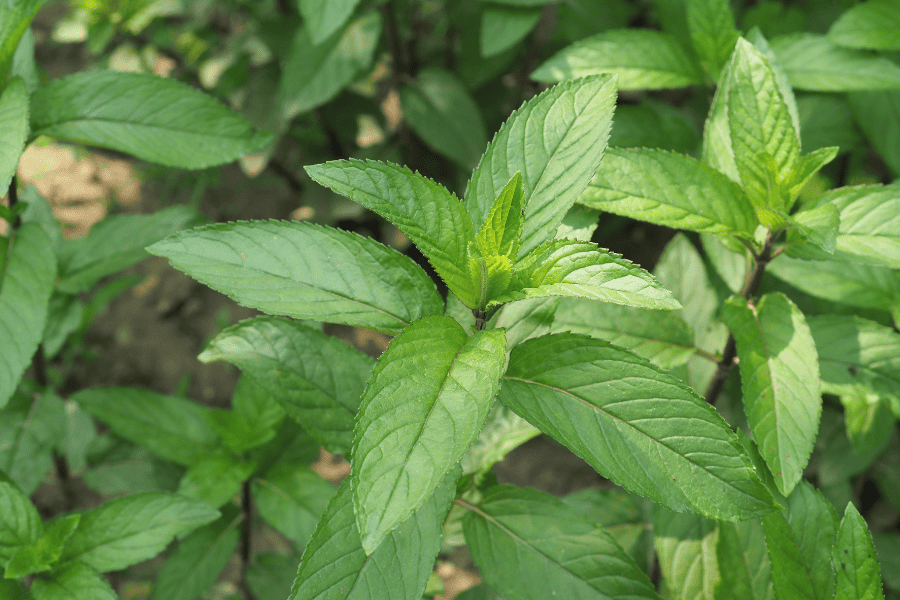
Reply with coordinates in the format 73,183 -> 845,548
280,11 -> 380,118
556,204 -> 601,241
0,0 -> 47,82
465,75 -> 617,259
700,233 -> 748,295
687,0 -> 739,80
476,172 -> 525,260
176,453 -> 256,508
786,202 -> 840,254
501,333 -> 775,521
72,387 -> 219,467
11,28 -> 40,95
400,68 -> 488,169
561,488 -> 646,559
715,518 -> 774,600
60,492 -> 219,573
783,146 -> 840,210
550,296 -> 696,369
0,77 -> 28,195
840,388 -> 896,455
30,562 -> 116,600
149,219 -> 442,334
834,503 -> 886,600
252,464 -> 335,548
480,4 -> 541,57
56,206 -> 204,294
5,514 -> 80,579
721,293 -> 821,496
532,29 -> 703,89
0,223 -> 56,409
198,317 -> 374,455
0,480 -> 42,564
848,90 -> 900,177
829,0 -> 900,50
745,28 -> 803,143
468,252 -> 513,312
492,297 -> 558,350
353,317 -> 505,553
298,0 -> 362,44
305,159 -> 476,307
463,485 -> 660,600
770,33 -> 900,91
289,470 -> 456,599
150,514 -> 240,600
702,64 -> 740,184
581,148 -> 757,235
492,239 -> 681,310
459,403 -> 540,475
653,508 -> 719,600
29,71 -> 272,169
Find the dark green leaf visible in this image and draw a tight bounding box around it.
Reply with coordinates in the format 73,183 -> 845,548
298,0 -> 362,44
828,0 -> 900,50
0,77 -> 28,195
848,90 -> 900,176
252,464 -> 335,548
608,100 -> 700,153
207,376 -> 284,453
176,453 -> 256,508
247,553 -> 298,600
30,562 -> 116,600
0,394 -> 56,494
653,508 -> 719,600
0,480 -> 42,564
480,5 -> 541,57
798,94 -> 863,154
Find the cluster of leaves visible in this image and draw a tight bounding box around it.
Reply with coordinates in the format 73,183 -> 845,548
2,0 -> 900,599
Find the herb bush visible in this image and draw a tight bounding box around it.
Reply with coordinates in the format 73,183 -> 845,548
2,1 -> 900,599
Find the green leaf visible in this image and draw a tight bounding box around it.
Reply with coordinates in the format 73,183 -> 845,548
5,514 -> 80,579
532,29 -> 703,89
0,480 -> 42,565
720,293 -> 821,496
252,464 -> 335,548
786,202 -> 840,254
280,12 -> 381,118
475,172 -> 525,260
840,388 -> 896,455
581,148 -> 757,235
149,219 -> 442,334
30,562 -> 116,600
873,534 -> 900,591
468,252 -> 513,312
465,75 -> 617,259
198,316 -> 375,455
0,394 -> 57,494
400,68 -> 488,169
0,0 -> 47,82
715,518 -> 774,600
492,239 -> 681,310
460,403 -> 540,475
289,470 -> 457,599
812,185 -> 900,269
702,65 -> 740,184
60,492 -> 219,573
798,94 -> 863,154
247,553 -> 298,600
304,159 -> 477,307
72,387 -> 220,466
834,503 -> 886,600
150,514 -> 240,600
556,204 -> 601,242
501,333 -> 775,521
745,29 -> 803,142
848,90 -> 900,177
463,485 -> 659,600
352,317 -> 505,553
550,296 -> 696,369
608,99 -> 701,153
828,0 -> 900,50
176,453 -> 256,508
29,71 -> 272,169
298,0 -> 362,44
0,223 -> 56,409
0,77 -> 28,195
783,147 -> 840,210
207,377 -> 284,454
687,0 -> 740,80
480,5 -> 541,57
653,508 -> 719,600
770,33 -> 900,91
11,28 -> 39,95
727,38 -> 801,210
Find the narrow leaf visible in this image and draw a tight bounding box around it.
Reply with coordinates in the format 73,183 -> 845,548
475,172 -> 525,260
0,77 -> 28,194
149,220 -> 443,334
465,75 -> 617,258
463,485 -> 660,600
0,0 -> 47,81
30,562 -> 116,600
60,492 -> 220,573
687,0 -> 740,80
30,71 -> 272,168
581,148 -> 757,235
352,316 -> 505,554
501,333 -> 775,521
468,252 -> 513,311
829,0 -> 900,51
653,508 -> 719,600
298,0 -> 362,44
0,480 -> 42,564
252,464 -> 335,548
715,518 -> 774,600
833,503 -> 886,600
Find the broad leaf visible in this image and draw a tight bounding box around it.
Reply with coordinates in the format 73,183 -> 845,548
176,453 -> 257,508
463,485 -> 659,600
289,471 -> 456,599
653,508 -> 719,600
785,203 -> 840,254
550,296 -> 696,369
252,464 -> 335,548
480,4 -> 541,57
149,220 -> 443,334
0,0 -> 47,81
207,376 -> 284,454
459,403 -> 540,475
60,492 -> 219,572
581,148 -> 757,235
0,77 -> 28,194
280,12 -> 381,118
501,333 -> 775,521
828,0 -> 900,51
687,0 -> 739,80
29,71 -> 272,168
30,562 -> 116,600
770,33 -> 900,91
608,100 -> 701,153
5,514 -> 80,578
400,68 -> 488,169
702,64 -> 740,184
465,75 -> 617,258
0,393 -> 57,494
352,316 -> 505,553
0,480 -> 42,564
715,518 -> 774,600
848,90 -> 900,176
304,160 -> 477,307
72,387 -> 219,466
721,293 -> 821,496
56,206 -> 203,293
833,503 -> 886,600
247,553 -> 298,600
0,223 -> 56,409
298,0 -> 362,44
532,29 -> 703,90
766,256 -> 900,311
798,94 -> 863,154
150,514 -> 240,600
492,240 -> 681,310
198,316 -> 375,455
476,172 -> 525,260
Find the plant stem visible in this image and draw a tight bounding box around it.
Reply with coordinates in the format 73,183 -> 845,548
8,174 -> 21,230
238,481 -> 257,600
